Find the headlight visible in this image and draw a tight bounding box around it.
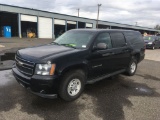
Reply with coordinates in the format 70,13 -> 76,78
35,63 -> 56,75
148,42 -> 153,44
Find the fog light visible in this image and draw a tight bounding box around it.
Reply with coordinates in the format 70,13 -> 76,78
40,90 -> 46,94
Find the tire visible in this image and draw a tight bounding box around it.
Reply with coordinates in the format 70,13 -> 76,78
126,57 -> 137,76
58,69 -> 85,101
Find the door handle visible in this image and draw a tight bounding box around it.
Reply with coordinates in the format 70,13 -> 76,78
102,52 -> 114,56
123,49 -> 129,52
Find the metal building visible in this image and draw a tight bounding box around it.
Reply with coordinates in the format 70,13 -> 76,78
0,4 -> 159,39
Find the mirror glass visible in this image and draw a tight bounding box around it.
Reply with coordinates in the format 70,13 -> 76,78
96,43 -> 108,50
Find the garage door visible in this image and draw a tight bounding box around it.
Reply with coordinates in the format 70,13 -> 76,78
21,15 -> 37,22
38,17 -> 52,38
86,23 -> 93,28
54,19 -> 65,25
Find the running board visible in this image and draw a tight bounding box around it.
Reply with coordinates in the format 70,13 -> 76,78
87,69 -> 126,84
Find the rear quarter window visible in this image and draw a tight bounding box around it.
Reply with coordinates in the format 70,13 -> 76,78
124,32 -> 143,44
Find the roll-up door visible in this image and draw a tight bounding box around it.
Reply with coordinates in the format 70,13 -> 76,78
21,15 -> 37,22
86,23 -> 93,28
67,20 -> 77,30
54,19 -> 65,25
54,19 -> 66,38
67,21 -> 76,25
38,17 -> 52,38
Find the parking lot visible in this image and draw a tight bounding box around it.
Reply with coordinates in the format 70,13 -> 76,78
0,48 -> 160,120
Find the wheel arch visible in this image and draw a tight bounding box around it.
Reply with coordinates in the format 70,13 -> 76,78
60,63 -> 88,79
133,53 -> 140,62
131,50 -> 141,63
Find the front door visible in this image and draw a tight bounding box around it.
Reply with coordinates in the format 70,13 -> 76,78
87,32 -> 116,79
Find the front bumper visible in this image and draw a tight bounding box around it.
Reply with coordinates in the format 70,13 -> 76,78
12,67 -> 59,99
145,44 -> 154,48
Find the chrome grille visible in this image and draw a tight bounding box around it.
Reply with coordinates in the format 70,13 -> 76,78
15,56 -> 35,76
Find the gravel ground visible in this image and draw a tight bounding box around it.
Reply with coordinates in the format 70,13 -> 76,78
145,49 -> 160,62
0,37 -> 53,52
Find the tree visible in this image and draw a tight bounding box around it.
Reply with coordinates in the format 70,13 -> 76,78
154,24 -> 160,30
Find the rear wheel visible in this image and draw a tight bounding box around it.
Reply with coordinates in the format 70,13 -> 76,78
126,58 -> 137,76
59,69 -> 85,101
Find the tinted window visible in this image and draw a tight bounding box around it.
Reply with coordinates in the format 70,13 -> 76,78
124,32 -> 143,44
110,32 -> 126,48
54,31 -> 95,49
95,33 -> 112,49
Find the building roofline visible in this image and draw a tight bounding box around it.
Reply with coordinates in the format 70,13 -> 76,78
0,3 -> 159,31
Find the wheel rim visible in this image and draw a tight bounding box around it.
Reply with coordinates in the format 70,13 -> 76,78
130,62 -> 136,73
67,79 -> 81,96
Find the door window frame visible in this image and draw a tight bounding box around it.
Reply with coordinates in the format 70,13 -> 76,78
109,32 -> 127,48
93,32 -> 113,50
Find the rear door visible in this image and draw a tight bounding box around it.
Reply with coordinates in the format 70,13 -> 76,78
109,32 -> 131,71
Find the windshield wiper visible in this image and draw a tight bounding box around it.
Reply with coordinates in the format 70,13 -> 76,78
51,42 -> 60,45
60,44 -> 76,49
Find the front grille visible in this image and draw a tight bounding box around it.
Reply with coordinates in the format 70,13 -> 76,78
15,56 -> 35,76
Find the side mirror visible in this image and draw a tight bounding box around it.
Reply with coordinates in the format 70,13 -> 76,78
95,43 -> 108,50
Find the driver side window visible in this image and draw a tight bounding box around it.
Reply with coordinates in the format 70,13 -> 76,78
95,32 -> 112,49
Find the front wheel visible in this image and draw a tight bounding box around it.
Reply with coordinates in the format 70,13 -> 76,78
126,58 -> 137,76
58,70 -> 85,101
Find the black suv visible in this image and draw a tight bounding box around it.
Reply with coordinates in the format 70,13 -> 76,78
12,29 -> 145,101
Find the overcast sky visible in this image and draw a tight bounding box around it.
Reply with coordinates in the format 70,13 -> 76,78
1,0 -> 160,28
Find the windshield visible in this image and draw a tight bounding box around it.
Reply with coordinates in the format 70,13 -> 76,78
54,31 -> 95,49
143,36 -> 156,41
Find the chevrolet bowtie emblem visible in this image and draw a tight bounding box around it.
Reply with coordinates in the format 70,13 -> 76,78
18,61 -> 24,66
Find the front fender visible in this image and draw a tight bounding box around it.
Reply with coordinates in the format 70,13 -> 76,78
58,59 -> 88,76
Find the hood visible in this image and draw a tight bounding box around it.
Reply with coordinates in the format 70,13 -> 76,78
17,44 -> 74,62
144,40 -> 154,43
